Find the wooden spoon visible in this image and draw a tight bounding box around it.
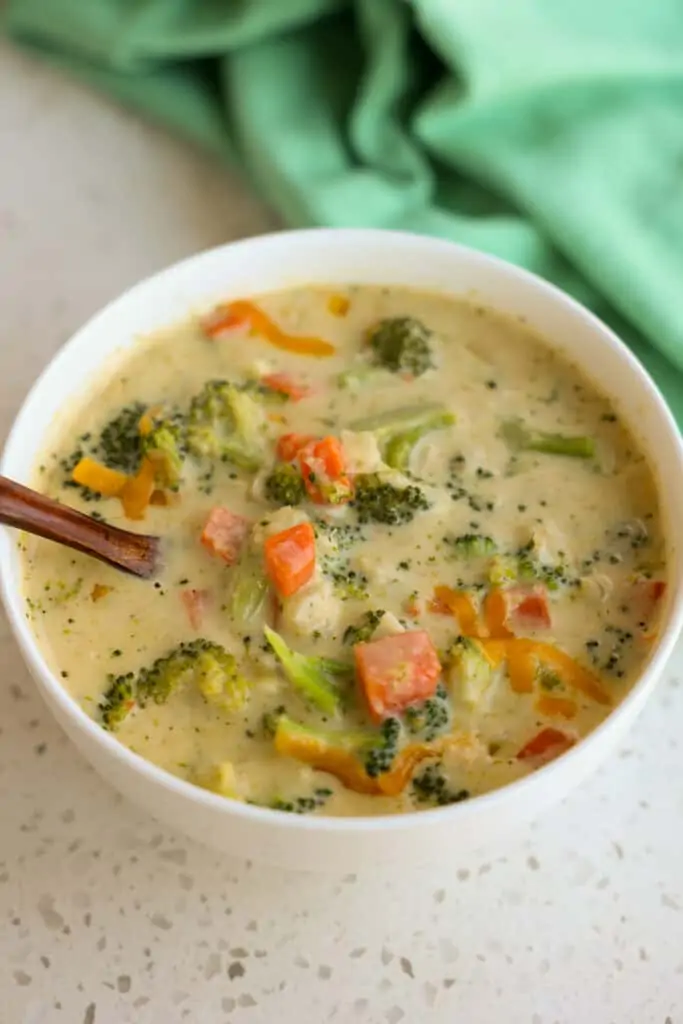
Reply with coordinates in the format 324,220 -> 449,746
0,476 -> 160,579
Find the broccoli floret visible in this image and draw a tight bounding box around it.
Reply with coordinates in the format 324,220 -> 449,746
264,626 -> 353,714
101,639 -> 248,730
412,763 -> 470,806
364,717 -> 402,778
343,609 -> 386,646
501,418 -> 595,459
352,473 -> 430,525
403,682 -> 451,741
142,411 -> 187,490
264,462 -> 306,505
100,673 -> 136,730
446,533 -> 497,559
136,639 -> 248,711
187,379 -> 267,471
368,317 -> 435,377
192,643 -> 249,711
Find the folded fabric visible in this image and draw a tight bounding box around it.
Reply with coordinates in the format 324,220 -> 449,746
7,0 -> 683,418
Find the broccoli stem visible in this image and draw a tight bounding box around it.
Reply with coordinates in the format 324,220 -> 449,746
501,419 -> 594,459
264,626 -> 352,714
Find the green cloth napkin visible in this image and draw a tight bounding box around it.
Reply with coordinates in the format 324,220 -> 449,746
7,0 -> 683,419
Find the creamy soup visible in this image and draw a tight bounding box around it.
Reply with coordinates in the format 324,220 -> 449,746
21,287 -> 666,816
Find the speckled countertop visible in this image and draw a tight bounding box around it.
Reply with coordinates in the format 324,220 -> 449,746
2,38 -> 683,1024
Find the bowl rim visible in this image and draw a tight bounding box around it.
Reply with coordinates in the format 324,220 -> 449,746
3,226 -> 683,835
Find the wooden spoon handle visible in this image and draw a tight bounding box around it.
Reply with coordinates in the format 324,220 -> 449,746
0,476 -> 160,578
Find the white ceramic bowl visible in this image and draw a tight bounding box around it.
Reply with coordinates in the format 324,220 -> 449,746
2,229 -> 683,871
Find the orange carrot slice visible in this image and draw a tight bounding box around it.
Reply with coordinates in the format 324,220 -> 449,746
204,299 -> 335,357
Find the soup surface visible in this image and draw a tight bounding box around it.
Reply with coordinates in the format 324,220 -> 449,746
22,286 -> 666,816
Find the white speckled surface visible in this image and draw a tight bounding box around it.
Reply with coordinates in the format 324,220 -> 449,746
2,38 -> 683,1024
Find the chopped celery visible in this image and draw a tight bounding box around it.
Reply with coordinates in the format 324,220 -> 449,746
446,534 -> 497,559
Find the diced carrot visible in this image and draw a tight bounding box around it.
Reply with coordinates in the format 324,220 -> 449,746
180,588 -> 209,630
201,507 -> 251,566
298,436 -> 353,505
327,294 -> 350,317
483,586 -> 551,637
200,304 -> 249,339
277,433 -> 316,462
91,583 -> 112,603
428,586 -> 484,637
535,694 -> 578,719
518,727 -> 575,763
120,458 -> 155,520
482,587 -> 513,638
262,373 -> 313,402
264,522 -> 316,598
355,631 -> 441,723
511,588 -> 551,631
72,457 -> 128,497
206,299 -> 335,357
403,595 -> 421,619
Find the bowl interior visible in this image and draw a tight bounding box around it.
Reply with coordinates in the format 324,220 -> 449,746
2,228 -> 683,833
